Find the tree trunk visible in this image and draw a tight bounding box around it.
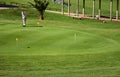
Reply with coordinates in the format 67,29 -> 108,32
39,14 -> 44,20
39,11 -> 44,21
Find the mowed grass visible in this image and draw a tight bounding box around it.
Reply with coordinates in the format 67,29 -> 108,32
0,9 -> 120,77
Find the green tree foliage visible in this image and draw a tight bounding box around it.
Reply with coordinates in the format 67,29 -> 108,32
29,0 -> 49,20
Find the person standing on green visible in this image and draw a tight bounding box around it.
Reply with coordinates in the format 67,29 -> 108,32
21,11 -> 27,27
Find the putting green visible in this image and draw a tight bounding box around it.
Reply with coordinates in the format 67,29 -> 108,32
0,26 -> 119,55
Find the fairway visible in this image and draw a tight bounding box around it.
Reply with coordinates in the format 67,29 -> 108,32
0,1 -> 120,76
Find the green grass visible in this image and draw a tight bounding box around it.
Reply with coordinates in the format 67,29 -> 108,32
0,4 -> 120,77
0,9 -> 120,77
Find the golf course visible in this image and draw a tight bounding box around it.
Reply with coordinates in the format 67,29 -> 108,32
0,0 -> 120,77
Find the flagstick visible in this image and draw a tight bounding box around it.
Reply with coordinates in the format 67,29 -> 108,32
16,41 -> 18,48
74,33 -> 77,42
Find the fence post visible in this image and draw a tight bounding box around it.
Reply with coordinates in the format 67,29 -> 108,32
116,0 -> 119,20
92,0 -> 95,18
110,0 -> 113,21
62,0 -> 64,14
82,0 -> 85,17
68,0 -> 70,16
76,0 -> 79,17
98,0 -> 101,19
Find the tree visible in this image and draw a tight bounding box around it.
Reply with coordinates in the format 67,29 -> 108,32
29,0 -> 49,20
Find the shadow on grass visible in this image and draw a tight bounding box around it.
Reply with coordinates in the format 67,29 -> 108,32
0,4 -> 18,8
0,23 -> 7,25
24,26 -> 43,27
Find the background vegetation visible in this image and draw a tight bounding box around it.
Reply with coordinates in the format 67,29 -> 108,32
0,0 -> 120,16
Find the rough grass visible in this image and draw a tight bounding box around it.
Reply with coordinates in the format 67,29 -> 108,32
0,54 -> 120,77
